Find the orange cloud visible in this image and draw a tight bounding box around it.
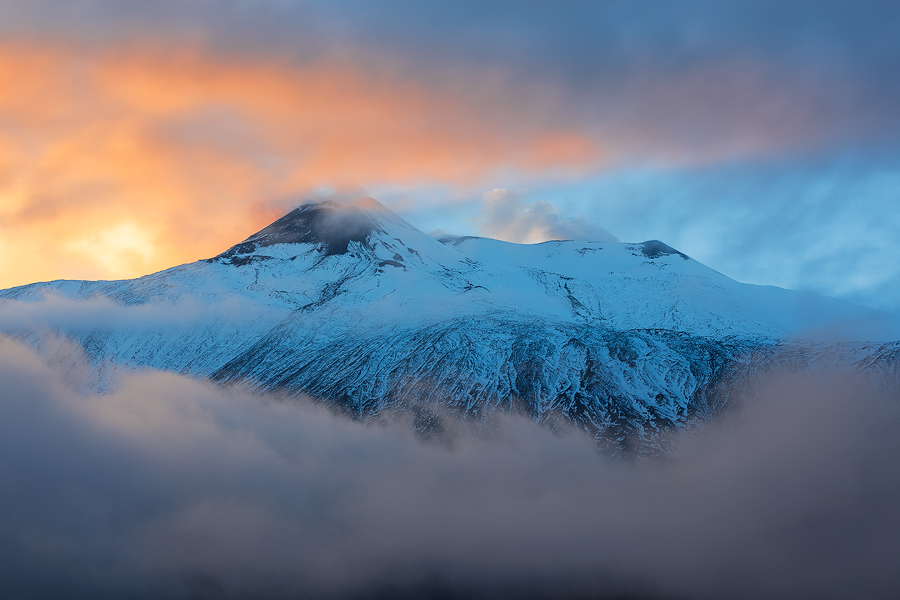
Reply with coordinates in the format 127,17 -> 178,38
0,40 -> 603,288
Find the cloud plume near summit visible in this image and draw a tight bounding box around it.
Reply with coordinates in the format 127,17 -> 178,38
1,337 -> 898,600
479,189 -> 619,244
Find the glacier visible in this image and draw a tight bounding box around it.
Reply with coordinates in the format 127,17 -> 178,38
2,197 -> 898,455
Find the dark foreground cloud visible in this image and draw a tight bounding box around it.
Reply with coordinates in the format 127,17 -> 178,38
1,337 -> 899,599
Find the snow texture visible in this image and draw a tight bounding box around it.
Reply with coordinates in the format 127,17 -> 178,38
2,197 -> 898,454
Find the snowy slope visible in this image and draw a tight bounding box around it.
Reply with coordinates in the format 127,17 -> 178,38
2,197 -> 898,454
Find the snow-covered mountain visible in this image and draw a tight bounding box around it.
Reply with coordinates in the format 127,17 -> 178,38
2,197 -> 898,454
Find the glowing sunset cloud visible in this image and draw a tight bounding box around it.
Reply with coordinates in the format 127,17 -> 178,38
0,41 -> 602,288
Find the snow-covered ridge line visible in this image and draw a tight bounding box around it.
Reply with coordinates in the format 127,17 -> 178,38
2,196 -> 898,454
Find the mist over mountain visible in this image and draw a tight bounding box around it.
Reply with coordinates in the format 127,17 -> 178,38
2,196 -> 899,455
2,195 -> 900,598
0,337 -> 898,600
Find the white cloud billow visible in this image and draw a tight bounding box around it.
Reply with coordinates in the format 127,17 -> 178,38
479,188 -> 619,244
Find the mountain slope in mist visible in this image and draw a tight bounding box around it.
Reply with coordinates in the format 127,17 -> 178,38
2,197 -> 898,453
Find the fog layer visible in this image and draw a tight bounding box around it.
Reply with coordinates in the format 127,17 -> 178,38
0,338 -> 898,599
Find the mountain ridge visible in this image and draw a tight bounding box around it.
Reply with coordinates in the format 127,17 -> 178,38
2,196 -> 898,455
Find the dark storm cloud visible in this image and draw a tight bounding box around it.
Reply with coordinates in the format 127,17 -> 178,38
2,337 -> 900,599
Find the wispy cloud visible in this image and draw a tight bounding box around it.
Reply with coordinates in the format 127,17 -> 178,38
478,188 -> 618,243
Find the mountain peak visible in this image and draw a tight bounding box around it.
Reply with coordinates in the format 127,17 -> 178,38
212,197 -> 397,263
639,240 -> 689,260
246,200 -> 384,255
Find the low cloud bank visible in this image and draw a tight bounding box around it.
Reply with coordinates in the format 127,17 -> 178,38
0,293 -> 284,336
0,294 -> 208,332
1,338 -> 898,599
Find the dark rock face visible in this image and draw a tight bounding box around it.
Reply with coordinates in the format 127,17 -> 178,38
211,201 -> 381,263
211,315 -> 753,457
640,240 -> 689,260
438,235 -> 482,246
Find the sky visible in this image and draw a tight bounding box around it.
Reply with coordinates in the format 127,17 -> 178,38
1,0 -> 899,314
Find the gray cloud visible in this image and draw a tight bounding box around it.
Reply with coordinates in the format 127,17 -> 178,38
1,337 -> 899,599
479,188 -> 619,243
8,1 -> 898,73
2,0 -> 899,163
